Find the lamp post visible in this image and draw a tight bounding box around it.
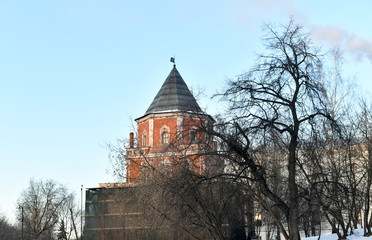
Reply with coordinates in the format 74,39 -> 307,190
19,205 -> 24,240
81,185 -> 83,240
254,213 -> 262,239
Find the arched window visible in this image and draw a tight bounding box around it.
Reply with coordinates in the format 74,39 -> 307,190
160,125 -> 170,145
139,161 -> 152,181
162,131 -> 170,145
141,131 -> 147,147
189,128 -> 197,143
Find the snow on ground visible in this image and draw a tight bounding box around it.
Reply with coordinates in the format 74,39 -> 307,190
303,229 -> 372,240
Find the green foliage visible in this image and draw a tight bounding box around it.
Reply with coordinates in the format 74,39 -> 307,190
57,220 -> 68,240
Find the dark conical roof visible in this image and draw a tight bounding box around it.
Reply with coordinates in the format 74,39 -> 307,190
144,65 -> 202,115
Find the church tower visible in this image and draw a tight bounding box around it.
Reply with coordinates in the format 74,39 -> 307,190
125,65 -> 214,182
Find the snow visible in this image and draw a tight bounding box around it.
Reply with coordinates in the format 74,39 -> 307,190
303,229 -> 372,240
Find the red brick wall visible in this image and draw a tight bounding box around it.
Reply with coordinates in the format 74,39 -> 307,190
137,119 -> 149,147
152,116 -> 177,148
126,113 -> 211,183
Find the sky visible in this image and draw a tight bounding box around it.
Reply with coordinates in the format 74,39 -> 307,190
0,0 -> 371,224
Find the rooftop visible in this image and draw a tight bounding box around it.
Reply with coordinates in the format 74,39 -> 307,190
144,65 -> 202,116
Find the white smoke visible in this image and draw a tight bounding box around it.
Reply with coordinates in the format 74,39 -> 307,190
312,25 -> 372,63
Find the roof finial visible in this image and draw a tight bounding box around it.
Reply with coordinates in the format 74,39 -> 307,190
170,55 -> 175,67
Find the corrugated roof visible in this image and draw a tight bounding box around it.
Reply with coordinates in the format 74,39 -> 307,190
144,65 -> 202,115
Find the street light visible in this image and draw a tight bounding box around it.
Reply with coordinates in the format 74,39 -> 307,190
81,185 -> 83,240
19,205 -> 24,240
254,213 -> 262,224
254,213 -> 262,239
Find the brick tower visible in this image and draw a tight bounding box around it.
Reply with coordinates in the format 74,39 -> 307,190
125,65 -> 214,182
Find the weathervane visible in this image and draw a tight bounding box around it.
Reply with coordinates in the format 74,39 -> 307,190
170,55 -> 175,66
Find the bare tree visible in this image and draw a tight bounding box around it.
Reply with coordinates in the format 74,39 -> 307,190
294,46 -> 360,238
354,101 -> 372,236
305,120 -> 360,239
58,193 -> 81,240
136,156 -> 248,240
16,179 -> 76,240
321,48 -> 354,121
212,19 -> 331,240
0,212 -> 20,240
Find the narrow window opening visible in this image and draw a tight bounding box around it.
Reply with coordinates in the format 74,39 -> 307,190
190,129 -> 197,143
162,132 -> 170,145
142,132 -> 147,147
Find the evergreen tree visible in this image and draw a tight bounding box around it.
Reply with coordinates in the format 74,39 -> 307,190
57,220 -> 67,240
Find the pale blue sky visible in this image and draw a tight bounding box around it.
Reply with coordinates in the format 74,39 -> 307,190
1,0 -> 371,223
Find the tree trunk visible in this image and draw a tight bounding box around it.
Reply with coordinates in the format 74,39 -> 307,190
70,208 -> 79,240
288,155 -> 300,240
365,141 -> 372,236
288,124 -> 300,240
